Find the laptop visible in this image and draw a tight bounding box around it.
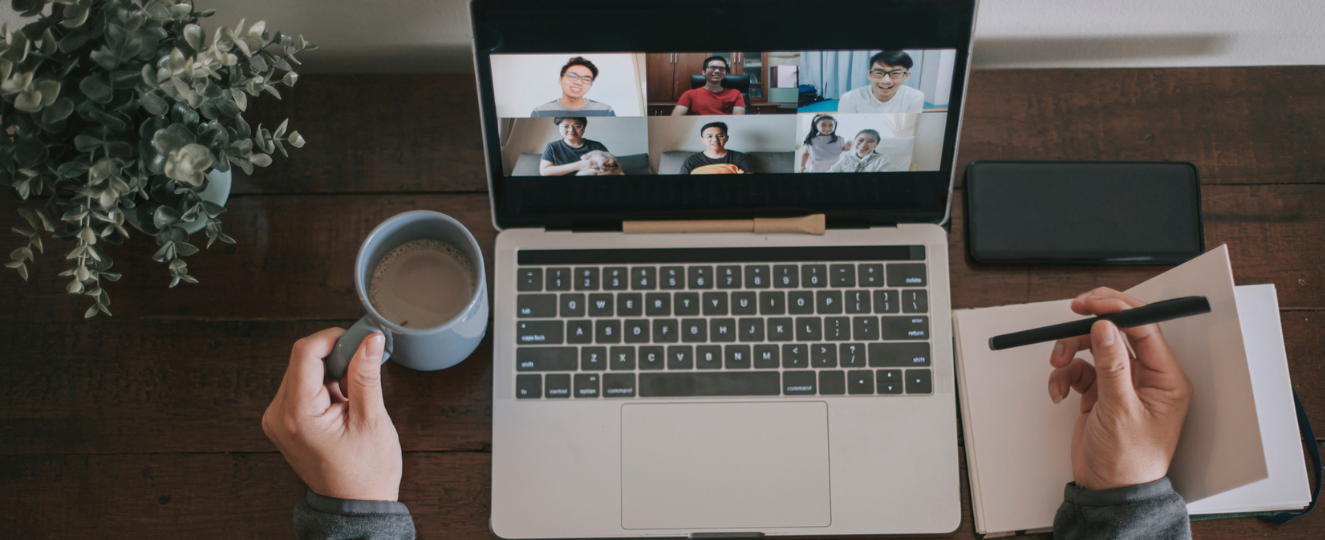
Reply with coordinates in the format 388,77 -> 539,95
471,1 -> 978,537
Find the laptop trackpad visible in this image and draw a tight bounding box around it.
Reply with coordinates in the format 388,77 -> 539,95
620,402 -> 831,530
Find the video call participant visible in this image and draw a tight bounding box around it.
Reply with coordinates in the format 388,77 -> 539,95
671,56 -> 746,116
837,51 -> 925,114
680,122 -> 751,174
538,117 -> 611,176
530,57 -> 616,117
828,129 -> 890,173
799,115 -> 853,173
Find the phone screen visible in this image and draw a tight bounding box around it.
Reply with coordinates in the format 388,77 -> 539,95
965,162 -> 1203,265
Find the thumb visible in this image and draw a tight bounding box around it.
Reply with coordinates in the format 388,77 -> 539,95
346,333 -> 387,417
1090,320 -> 1137,407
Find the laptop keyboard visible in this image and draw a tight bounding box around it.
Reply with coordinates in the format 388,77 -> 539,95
511,246 -> 933,399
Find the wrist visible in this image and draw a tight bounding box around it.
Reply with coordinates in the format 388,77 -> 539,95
1064,477 -> 1175,505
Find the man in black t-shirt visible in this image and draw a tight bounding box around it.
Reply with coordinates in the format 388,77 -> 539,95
679,121 -> 750,174
539,117 -> 611,176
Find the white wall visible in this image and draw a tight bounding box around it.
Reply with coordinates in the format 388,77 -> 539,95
647,116 -> 797,174
913,113 -> 947,172
500,117 -> 649,175
489,53 -> 645,117
9,1 -> 1319,71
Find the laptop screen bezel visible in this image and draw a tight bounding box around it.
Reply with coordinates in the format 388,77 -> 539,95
471,0 -> 977,231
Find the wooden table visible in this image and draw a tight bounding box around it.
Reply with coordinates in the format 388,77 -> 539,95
1,68 -> 1321,538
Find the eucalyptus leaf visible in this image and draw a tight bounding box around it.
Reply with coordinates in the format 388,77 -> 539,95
174,242 -> 199,256
140,90 -> 167,115
78,72 -> 113,103
85,304 -> 98,318
183,24 -> 203,51
153,205 -> 181,228
41,97 -> 74,122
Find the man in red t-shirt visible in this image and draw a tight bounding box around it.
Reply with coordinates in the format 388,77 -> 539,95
671,56 -> 747,116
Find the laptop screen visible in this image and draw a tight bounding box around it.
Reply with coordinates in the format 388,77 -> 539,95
472,0 -> 976,230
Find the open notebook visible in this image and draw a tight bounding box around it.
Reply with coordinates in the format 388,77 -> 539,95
954,246 -> 1311,536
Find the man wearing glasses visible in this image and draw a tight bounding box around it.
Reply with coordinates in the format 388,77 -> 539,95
531,57 -> 617,117
671,56 -> 747,116
837,51 -> 925,114
680,122 -> 751,174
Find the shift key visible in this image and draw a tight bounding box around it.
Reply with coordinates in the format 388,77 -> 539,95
516,347 -> 578,371
517,320 -> 564,344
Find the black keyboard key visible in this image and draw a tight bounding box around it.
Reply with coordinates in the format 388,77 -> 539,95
873,290 -> 899,313
610,346 -> 636,370
631,266 -> 656,290
878,379 -> 904,395
816,290 -> 843,314
745,265 -> 770,289
574,268 -> 600,291
517,294 -> 557,318
739,318 -> 765,342
906,369 -> 933,394
887,263 -> 927,287
574,373 -> 601,398
759,291 -> 785,315
603,373 -> 636,397
788,291 -> 815,314
783,371 -> 817,395
588,293 -> 614,317
516,374 -> 541,399
753,345 -> 779,368
877,369 -> 902,385
702,292 -> 728,316
674,292 -> 700,315
731,292 -> 758,315
652,318 -> 679,343
624,319 -> 650,343
824,317 -> 851,341
725,345 -> 752,369
847,370 -> 874,395
802,264 -> 828,288
645,292 -> 671,316
840,343 -> 867,368
881,316 -> 929,340
903,290 -> 929,313
546,268 -> 571,291
617,293 -> 642,316
560,293 -> 585,317
603,267 -> 628,290
811,344 -> 837,368
831,264 -> 856,287
667,345 -> 694,370
773,264 -> 799,288
517,321 -> 563,345
660,266 -> 685,289
581,347 -> 607,370
638,372 -> 781,397
795,317 -> 822,341
852,316 -> 879,341
782,344 -> 808,368
595,319 -> 621,343
688,266 -> 713,289
639,346 -> 665,370
681,318 -> 708,343
545,374 -> 572,398
696,345 -> 723,369
717,265 -> 742,289
868,343 -> 932,367
819,371 -> 846,395
516,347 -> 577,371
767,318 -> 794,341
517,268 -> 543,291
710,318 -> 737,343
845,290 -> 871,314
858,264 -> 884,287
567,320 -> 593,344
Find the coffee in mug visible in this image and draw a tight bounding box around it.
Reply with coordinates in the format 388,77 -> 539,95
367,239 -> 476,329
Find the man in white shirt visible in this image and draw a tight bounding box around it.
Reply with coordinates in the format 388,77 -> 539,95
836,51 -> 925,114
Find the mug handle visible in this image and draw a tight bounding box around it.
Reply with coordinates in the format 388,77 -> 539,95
324,317 -> 394,381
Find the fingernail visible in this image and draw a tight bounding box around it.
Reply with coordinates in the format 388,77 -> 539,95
1095,322 -> 1116,347
368,333 -> 385,359
1052,393 -> 1063,404
1052,341 -> 1065,359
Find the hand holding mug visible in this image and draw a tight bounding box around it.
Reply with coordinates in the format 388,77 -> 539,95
1046,287 -> 1194,491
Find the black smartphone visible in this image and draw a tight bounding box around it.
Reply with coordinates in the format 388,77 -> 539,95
964,161 -> 1203,265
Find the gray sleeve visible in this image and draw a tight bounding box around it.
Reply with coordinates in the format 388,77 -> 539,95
294,490 -> 417,540
1054,477 -> 1190,540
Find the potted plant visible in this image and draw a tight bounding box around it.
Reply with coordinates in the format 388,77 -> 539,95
2,0 -> 314,317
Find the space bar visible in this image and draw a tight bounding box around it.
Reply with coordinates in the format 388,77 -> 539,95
639,372 -> 782,397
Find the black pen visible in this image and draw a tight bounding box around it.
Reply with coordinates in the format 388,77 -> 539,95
988,296 -> 1211,351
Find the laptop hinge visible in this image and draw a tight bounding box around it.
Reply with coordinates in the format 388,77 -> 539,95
688,533 -> 764,539
621,214 -> 825,235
